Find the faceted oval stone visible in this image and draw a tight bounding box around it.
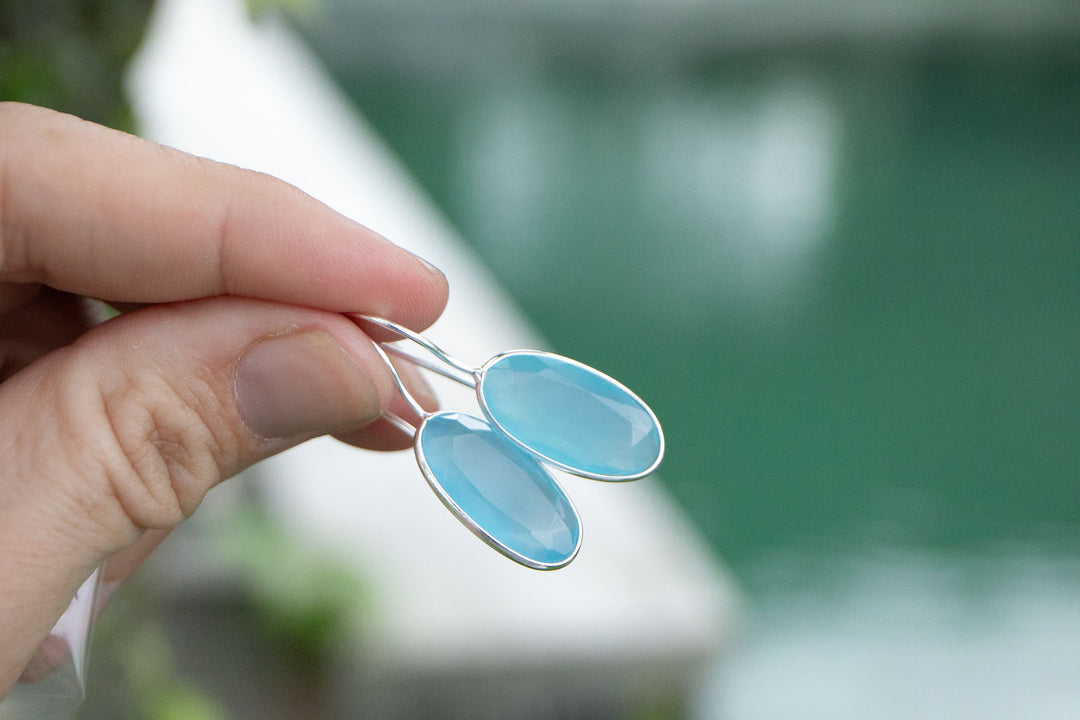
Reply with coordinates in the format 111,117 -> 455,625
478,352 -> 664,480
416,411 -> 581,569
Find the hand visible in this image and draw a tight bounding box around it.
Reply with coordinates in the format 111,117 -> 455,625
0,102 -> 448,696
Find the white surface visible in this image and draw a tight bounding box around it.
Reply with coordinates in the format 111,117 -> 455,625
128,0 -> 733,676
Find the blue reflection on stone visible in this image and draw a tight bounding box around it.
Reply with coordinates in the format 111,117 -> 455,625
480,352 -> 662,479
418,412 -> 579,567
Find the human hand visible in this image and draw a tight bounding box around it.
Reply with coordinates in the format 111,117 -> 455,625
0,103 -> 448,696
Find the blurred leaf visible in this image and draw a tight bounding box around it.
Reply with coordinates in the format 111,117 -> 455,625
0,0 -> 154,129
212,508 -> 369,669
147,683 -> 231,720
119,622 -> 234,720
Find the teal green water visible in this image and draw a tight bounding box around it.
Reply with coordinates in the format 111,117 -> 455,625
322,49 -> 1080,589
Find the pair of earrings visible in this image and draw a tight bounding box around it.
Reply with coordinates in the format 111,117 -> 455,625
355,316 -> 664,570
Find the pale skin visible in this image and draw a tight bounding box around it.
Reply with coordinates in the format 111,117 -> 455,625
0,102 -> 449,697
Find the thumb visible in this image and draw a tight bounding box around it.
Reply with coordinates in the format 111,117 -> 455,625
0,296 -> 394,695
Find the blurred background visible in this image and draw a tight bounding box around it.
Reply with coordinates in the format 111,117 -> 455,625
4,0 -> 1080,718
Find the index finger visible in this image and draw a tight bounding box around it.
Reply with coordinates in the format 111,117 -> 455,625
0,103 -> 447,329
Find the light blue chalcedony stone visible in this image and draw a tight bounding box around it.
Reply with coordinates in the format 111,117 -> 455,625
478,352 -> 663,480
416,411 -> 581,569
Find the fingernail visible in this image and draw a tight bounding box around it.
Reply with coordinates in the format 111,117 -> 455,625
235,330 -> 382,439
408,248 -> 444,279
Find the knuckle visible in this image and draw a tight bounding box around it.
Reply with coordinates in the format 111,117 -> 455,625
0,103 -> 48,278
94,365 -> 233,533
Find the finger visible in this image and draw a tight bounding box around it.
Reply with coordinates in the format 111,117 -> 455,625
18,523 -> 171,687
17,635 -> 70,685
0,103 -> 447,329
0,296 -> 396,695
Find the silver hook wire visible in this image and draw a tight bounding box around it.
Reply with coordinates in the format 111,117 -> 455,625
366,337 -> 425,436
351,314 -> 477,387
352,315 -> 485,438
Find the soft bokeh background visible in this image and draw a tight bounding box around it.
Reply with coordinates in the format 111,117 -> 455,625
293,2 -> 1080,716
4,0 -> 1080,717
298,0 -> 1080,572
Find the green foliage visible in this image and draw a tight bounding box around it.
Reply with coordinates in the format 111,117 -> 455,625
119,621 -> 233,720
83,505 -> 369,718
145,685 -> 231,720
212,508 -> 369,674
0,0 -> 155,129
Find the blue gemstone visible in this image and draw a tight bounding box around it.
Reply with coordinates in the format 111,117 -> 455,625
478,352 -> 663,480
416,412 -> 581,569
